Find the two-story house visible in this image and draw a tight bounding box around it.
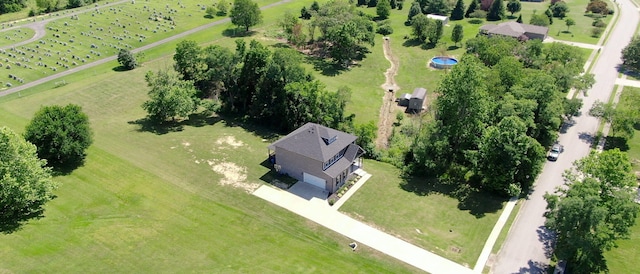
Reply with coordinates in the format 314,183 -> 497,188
267,123 -> 365,193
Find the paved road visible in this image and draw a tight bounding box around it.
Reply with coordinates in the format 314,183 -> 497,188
0,0 -> 291,97
491,1 -> 640,273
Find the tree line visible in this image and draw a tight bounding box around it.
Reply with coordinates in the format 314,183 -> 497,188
409,36 -> 592,196
144,39 -> 356,134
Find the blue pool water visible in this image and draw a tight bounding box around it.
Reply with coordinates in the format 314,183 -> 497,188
432,57 -> 458,65
430,56 -> 459,69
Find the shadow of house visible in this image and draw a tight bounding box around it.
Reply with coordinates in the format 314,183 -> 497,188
267,123 -> 365,194
479,22 -> 549,40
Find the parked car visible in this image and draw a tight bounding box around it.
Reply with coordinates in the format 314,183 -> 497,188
548,143 -> 562,161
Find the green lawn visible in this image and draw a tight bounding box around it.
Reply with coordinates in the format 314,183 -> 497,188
340,160 -> 508,267
517,0 -> 615,44
603,86 -> 640,272
0,49 -> 419,273
0,0 -> 426,272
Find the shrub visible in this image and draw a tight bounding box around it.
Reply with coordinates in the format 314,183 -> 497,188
591,27 -> 604,37
469,10 -> 486,18
469,18 -> 484,24
328,198 -> 335,205
593,19 -> 606,28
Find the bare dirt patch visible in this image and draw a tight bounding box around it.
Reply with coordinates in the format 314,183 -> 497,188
376,37 -> 405,149
215,135 -> 245,149
207,160 -> 259,193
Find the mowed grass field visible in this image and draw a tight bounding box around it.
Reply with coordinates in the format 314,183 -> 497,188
0,0 -> 422,272
0,48 -> 420,273
340,160 -> 507,267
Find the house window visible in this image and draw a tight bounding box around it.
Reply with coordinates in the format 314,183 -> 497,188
322,147 -> 348,171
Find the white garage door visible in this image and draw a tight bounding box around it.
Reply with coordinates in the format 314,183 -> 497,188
303,173 -> 326,189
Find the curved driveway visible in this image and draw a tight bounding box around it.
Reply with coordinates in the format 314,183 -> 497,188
491,1 -> 640,273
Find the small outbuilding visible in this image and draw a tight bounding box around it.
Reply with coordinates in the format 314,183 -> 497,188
427,14 -> 449,25
408,88 -> 426,113
397,93 -> 411,106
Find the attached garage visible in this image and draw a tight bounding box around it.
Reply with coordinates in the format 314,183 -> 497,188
303,172 -> 326,190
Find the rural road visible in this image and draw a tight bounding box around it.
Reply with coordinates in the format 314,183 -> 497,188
491,0 -> 640,273
0,0 -> 292,97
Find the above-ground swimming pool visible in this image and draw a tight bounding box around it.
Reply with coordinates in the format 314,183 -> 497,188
430,56 -> 458,69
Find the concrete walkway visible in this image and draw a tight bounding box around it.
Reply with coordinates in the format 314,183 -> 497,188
543,37 -> 602,50
615,77 -> 640,88
253,182 -> 473,274
472,197 -> 518,273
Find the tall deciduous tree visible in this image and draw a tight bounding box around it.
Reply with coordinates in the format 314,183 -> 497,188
142,69 -> 200,122
622,36 -> 640,72
564,17 -> 575,31
451,24 -> 463,46
550,1 -> 569,18
478,116 -> 544,196
117,49 -> 138,70
450,0 -> 465,20
435,54 -> 491,165
230,0 -> 262,32
506,0 -> 521,16
0,0 -> 26,14
377,0 -> 391,19
24,104 -> 93,168
545,149 -> 639,274
486,0 -> 505,21
0,126 -> 57,233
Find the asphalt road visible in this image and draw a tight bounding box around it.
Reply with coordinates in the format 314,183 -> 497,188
491,1 -> 640,273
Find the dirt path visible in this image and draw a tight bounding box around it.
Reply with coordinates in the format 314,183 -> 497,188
376,37 -> 402,149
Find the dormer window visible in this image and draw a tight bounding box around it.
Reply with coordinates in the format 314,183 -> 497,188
322,135 -> 337,145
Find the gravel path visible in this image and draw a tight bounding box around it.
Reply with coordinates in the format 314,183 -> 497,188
0,0 -> 292,97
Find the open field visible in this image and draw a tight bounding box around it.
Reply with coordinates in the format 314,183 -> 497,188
0,48 -> 421,272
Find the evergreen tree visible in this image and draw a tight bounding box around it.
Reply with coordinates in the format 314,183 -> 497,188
487,0 -> 506,21
407,1 -> 422,24
391,0 -> 397,9
465,0 -> 479,18
545,8 -> 553,24
451,24 -> 463,46
450,0 -> 465,20
516,14 -> 522,23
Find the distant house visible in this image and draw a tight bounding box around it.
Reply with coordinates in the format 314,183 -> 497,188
268,123 -> 365,193
479,21 -> 549,40
408,87 -> 427,113
427,14 -> 449,25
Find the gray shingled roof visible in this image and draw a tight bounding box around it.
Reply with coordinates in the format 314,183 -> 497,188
479,22 -> 548,38
268,123 -> 358,162
412,87 -> 427,100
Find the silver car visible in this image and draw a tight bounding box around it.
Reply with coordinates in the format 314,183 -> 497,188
548,144 -> 561,161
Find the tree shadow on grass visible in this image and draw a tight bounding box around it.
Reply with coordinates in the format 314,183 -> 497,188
128,112 -> 223,135
604,136 -> 629,151
0,209 -> 48,234
399,173 -> 506,218
402,38 -> 423,48
222,28 -> 257,38
304,54 -> 345,76
112,66 -> 131,72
